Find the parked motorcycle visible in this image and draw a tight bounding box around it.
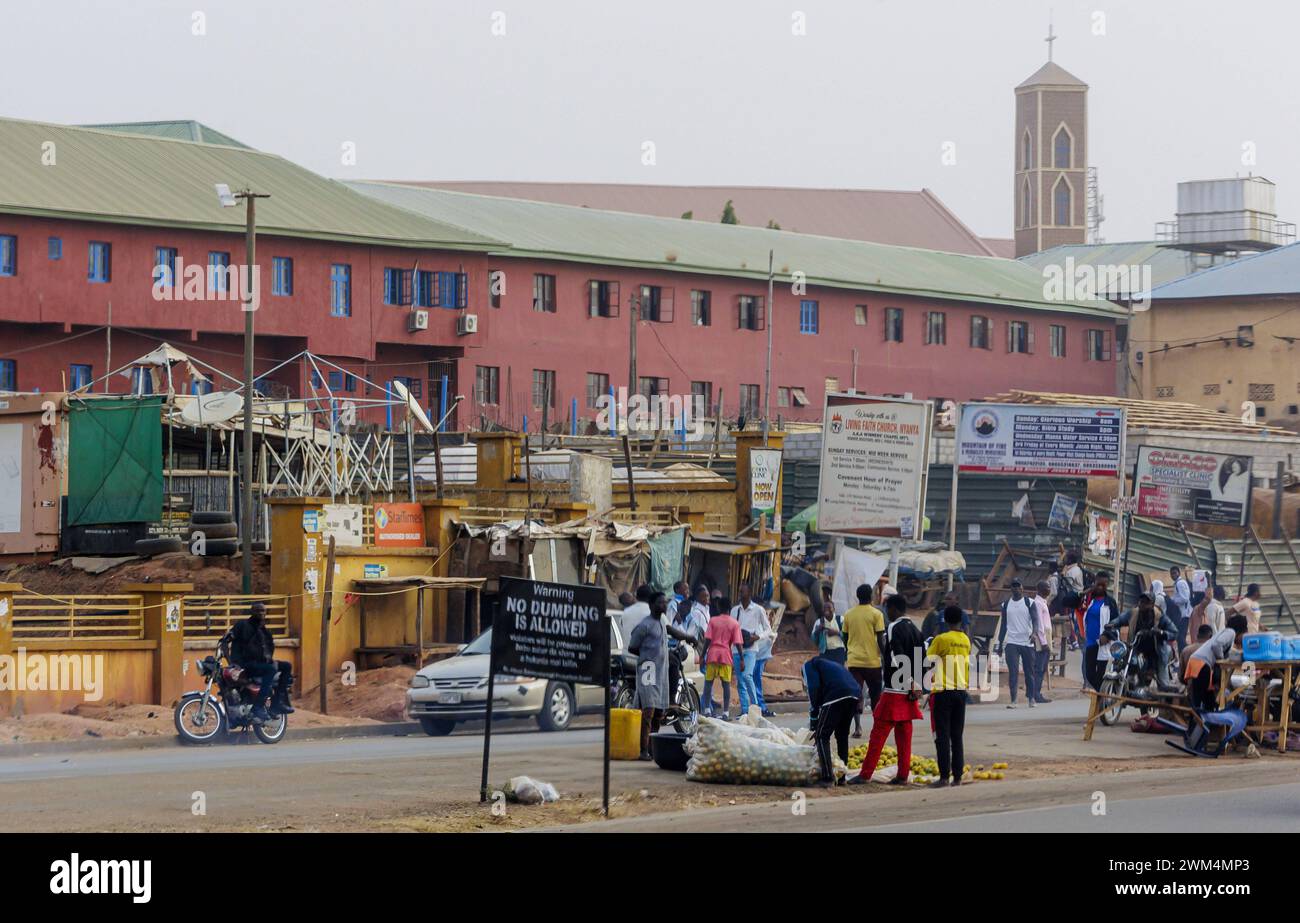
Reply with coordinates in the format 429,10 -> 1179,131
1096,627 -> 1181,726
611,643 -> 701,735
174,641 -> 288,744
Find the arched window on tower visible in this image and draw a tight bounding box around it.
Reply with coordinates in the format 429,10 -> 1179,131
1053,126 -> 1072,169
1053,176 -> 1072,226
1022,130 -> 1033,170
1020,178 -> 1032,228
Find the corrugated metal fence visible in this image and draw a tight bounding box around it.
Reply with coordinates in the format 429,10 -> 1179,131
1214,537 -> 1300,631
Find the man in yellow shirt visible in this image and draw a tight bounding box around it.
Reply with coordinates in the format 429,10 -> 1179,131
926,607 -> 971,787
843,584 -> 887,737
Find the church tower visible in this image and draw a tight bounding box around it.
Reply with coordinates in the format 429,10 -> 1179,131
1014,27 -> 1088,257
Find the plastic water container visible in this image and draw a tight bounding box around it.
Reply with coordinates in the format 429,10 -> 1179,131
1242,632 -> 1283,662
1283,636 -> 1300,661
608,707 -> 642,760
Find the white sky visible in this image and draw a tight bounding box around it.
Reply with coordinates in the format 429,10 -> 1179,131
3,0 -> 1297,242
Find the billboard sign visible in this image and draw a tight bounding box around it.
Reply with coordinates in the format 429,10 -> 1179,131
1133,445 -> 1253,528
493,577 -> 610,686
816,393 -> 931,539
749,448 -> 783,526
957,403 -> 1124,477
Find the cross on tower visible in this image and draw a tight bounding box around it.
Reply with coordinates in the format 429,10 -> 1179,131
1045,18 -> 1056,62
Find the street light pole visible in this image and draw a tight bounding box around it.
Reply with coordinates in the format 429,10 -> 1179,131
217,184 -> 269,594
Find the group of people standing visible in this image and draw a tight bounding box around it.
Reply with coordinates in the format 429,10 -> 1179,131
805,584 -> 972,789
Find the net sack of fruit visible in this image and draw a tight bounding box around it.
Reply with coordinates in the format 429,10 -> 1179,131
685,716 -> 820,786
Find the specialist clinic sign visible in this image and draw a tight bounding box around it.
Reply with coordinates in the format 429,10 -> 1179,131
957,403 -> 1123,477
492,577 -> 609,686
816,393 -> 931,538
1134,445 -> 1253,528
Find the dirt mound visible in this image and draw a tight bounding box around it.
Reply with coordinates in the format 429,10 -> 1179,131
1,553 -> 270,596
305,665 -> 415,722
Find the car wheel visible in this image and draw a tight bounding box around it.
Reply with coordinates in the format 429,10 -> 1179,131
537,682 -> 574,732
419,717 -> 455,736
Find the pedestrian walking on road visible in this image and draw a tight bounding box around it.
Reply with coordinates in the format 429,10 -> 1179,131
997,580 -> 1039,707
849,595 -> 924,786
843,583 -> 886,739
927,606 -> 970,787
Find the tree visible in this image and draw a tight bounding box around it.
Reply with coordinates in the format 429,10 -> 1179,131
680,210 -> 693,220
720,200 -> 738,224
766,218 -> 781,230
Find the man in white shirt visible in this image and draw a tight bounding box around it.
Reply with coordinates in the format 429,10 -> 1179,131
997,580 -> 1040,708
620,585 -> 652,646
1029,581 -> 1054,705
731,585 -> 771,716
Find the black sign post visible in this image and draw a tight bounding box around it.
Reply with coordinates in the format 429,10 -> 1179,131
479,577 -> 611,812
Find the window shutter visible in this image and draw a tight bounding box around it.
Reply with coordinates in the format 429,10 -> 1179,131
1007,321 -> 1014,353
1102,330 -> 1113,362
1026,324 -> 1035,354
757,296 -> 766,331
457,273 -> 468,308
588,280 -> 599,317
661,287 -> 674,323
402,270 -> 413,306
609,281 -> 620,317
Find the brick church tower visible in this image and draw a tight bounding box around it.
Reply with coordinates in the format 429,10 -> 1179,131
1014,32 -> 1088,257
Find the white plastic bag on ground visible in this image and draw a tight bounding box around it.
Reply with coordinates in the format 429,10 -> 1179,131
503,775 -> 560,804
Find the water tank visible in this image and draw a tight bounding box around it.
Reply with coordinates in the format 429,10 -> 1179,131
1158,177 -> 1294,252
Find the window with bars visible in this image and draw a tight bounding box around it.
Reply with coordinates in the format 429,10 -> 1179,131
1248,383 -> 1276,402
924,311 -> 946,345
69,364 -> 92,391
739,384 -> 761,417
588,280 -> 620,317
885,307 -> 904,342
1155,386 -> 1175,398
638,376 -> 669,399
1007,320 -> 1032,354
154,246 -> 178,289
0,359 -> 15,391
691,381 -> 712,414
971,315 -> 990,349
533,274 -> 556,313
88,241 -> 111,283
532,369 -> 556,407
691,289 -> 711,326
436,271 -> 468,309
1050,324 -> 1066,358
384,268 -> 412,306
854,305 -> 867,326
1203,384 -> 1221,396
208,251 -> 232,294
330,264 -> 351,316
738,295 -> 765,330
475,366 -> 500,405
586,372 -> 609,409
1085,329 -> 1112,361
638,285 -> 673,322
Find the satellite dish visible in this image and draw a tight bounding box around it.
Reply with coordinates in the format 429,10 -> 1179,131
180,391 -> 244,425
390,379 -> 436,433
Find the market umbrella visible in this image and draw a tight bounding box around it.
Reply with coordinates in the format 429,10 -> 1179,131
785,502 -> 817,532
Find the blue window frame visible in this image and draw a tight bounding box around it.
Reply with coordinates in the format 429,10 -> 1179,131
272,256 -> 293,296
69,364 -> 93,391
437,271 -> 467,309
154,246 -> 179,288
383,268 -> 411,306
0,359 -> 16,391
0,235 -> 17,276
331,264 -> 352,316
393,375 -> 422,399
48,237 -> 62,261
799,299 -> 819,334
130,367 -> 153,395
88,242 -> 111,282
208,251 -> 231,294
190,377 -> 214,396
415,270 -> 436,307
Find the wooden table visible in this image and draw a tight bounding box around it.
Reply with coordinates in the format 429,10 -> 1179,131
1082,687 -> 1195,741
1215,659 -> 1299,753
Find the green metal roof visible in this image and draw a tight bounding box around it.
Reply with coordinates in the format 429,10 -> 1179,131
0,118 -> 502,251
1019,241 -> 1198,294
81,120 -> 254,149
349,182 -> 1122,317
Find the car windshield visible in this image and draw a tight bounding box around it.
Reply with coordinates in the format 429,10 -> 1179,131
460,628 -> 492,656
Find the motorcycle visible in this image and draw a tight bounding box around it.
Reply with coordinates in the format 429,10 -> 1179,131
1096,627 -> 1181,726
611,642 -> 702,735
174,640 -> 288,744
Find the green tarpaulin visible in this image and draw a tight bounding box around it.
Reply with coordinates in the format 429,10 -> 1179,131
67,397 -> 164,525
647,526 -> 688,594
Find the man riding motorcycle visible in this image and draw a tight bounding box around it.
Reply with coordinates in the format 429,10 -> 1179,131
1100,592 -> 1181,692
224,602 -> 296,721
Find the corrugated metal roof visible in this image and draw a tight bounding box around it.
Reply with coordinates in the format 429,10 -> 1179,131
82,120 -> 252,149
0,118 -> 502,251
392,182 -> 1000,256
350,182 -> 1123,317
983,390 -> 1294,436
1147,241 -> 1300,300
1016,61 -> 1087,89
1019,241 -> 1198,292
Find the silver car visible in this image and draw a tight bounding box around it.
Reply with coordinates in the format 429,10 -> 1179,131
406,611 -> 703,735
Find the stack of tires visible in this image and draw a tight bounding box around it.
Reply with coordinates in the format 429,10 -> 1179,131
188,510 -> 239,557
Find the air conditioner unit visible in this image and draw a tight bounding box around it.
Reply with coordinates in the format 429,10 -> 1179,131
407,309 -> 429,332
456,313 -> 479,336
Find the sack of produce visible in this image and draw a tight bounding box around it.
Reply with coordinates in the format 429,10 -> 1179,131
685,717 -> 820,786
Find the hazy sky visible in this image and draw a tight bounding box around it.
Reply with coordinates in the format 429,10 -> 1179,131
4,0 -> 1297,242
